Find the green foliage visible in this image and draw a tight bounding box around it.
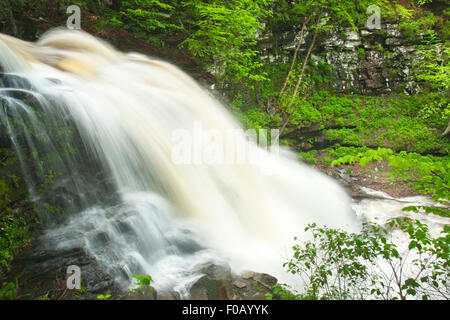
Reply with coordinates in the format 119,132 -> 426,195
243,108 -> 281,131
331,147 -> 393,168
101,0 -> 273,86
0,210 -> 31,272
181,0 -> 272,86
417,93 -> 449,128
93,271 -> 153,300
318,95 -> 355,124
269,0 -> 359,31
132,274 -> 152,287
265,91 -> 447,154
316,94 -> 449,154
326,146 -> 369,159
331,147 -> 450,218
266,283 -> 304,300
271,0 -> 388,31
287,100 -> 321,127
277,219 -> 449,300
399,11 -> 438,42
129,274 -> 153,295
441,8 -> 450,40
298,150 -> 318,165
326,128 -> 363,146
403,6 -> 450,138
415,0 -> 433,6
0,166 -> 36,273
0,281 -> 17,300
274,91 -> 359,130
0,1 -> 9,23
107,0 -> 181,44
414,30 -> 450,92
75,285 -> 87,300
357,48 -> 365,59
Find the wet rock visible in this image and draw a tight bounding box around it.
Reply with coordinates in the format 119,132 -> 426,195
4,239 -> 278,301
232,280 -> 247,289
386,24 -> 400,38
346,30 -> 360,41
256,18 -> 422,95
200,263 -> 232,282
360,30 -> 372,37
241,271 -> 255,280
86,230 -> 111,249
167,231 -> 204,254
156,290 -> 180,300
121,286 -> 157,300
113,220 -> 134,234
188,263 -> 234,299
188,263 -> 278,300
190,276 -> 230,300
386,38 -> 402,46
3,237 -> 122,300
87,279 -> 114,293
350,171 -> 359,178
253,273 -> 277,290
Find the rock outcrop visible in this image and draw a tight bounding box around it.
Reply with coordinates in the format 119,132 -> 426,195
2,237 -> 277,300
188,264 -> 277,300
260,20 -> 423,95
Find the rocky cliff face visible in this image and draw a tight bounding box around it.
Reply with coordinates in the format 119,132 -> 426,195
3,238 -> 277,300
323,23 -> 421,95
262,19 -> 423,95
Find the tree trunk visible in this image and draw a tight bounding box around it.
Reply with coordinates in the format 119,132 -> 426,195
274,94 -> 310,142
442,118 -> 450,136
277,15 -> 312,105
283,13 -> 322,112
111,0 -> 122,11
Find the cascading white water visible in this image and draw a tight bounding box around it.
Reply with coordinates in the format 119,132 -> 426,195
0,30 -> 358,295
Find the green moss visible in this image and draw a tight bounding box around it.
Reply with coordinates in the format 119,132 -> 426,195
357,48 -> 365,59
0,208 -> 33,272
0,155 -> 39,275
375,44 -> 384,52
399,11 -> 439,42
298,150 -> 318,165
325,128 -> 363,146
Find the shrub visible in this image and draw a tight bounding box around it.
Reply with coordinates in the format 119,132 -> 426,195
272,219 -> 449,300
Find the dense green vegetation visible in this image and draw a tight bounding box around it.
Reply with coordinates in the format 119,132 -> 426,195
94,274 -> 153,300
0,148 -> 38,275
0,0 -> 449,300
267,219 -> 449,300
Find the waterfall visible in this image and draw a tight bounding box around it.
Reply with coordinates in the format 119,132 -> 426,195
0,30 -> 357,295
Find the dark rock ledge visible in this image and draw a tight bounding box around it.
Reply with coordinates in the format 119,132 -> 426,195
2,240 -> 277,300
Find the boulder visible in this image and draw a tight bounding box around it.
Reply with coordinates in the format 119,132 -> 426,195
188,262 -> 278,300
